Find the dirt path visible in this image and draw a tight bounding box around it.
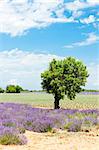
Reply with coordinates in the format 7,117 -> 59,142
0,130 -> 99,150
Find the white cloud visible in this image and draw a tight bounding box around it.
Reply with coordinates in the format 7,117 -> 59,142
0,49 -> 98,90
86,63 -> 99,89
64,33 -> 99,48
0,0 -> 98,36
65,0 -> 99,12
65,0 -> 87,11
0,0 -> 74,36
7,79 -> 19,86
72,10 -> 83,19
0,49 -> 63,90
87,0 -> 99,4
65,0 -> 98,24
80,15 -> 96,24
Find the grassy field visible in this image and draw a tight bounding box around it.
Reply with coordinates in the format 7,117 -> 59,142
0,92 -> 99,109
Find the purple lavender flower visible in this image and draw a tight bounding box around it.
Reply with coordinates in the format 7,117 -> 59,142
0,102 -> 98,141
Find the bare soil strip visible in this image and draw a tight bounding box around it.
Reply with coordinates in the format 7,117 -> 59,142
0,129 -> 99,150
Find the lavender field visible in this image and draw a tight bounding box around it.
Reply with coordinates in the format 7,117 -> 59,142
0,102 -> 99,145
0,92 -> 99,145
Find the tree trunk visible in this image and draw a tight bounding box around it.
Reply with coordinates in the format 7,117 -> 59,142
54,94 -> 60,109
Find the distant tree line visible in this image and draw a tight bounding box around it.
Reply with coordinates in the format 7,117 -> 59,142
0,88 -> 5,93
83,89 -> 99,92
0,85 -> 99,94
0,85 -> 45,93
6,85 -> 23,93
0,85 -> 23,93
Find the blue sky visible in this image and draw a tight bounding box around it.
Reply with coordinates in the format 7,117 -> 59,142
0,0 -> 99,90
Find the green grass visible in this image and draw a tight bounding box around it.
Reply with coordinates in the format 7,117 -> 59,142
0,92 -> 99,109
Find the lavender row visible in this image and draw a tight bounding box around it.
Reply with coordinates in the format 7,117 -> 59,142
0,103 -> 99,145
80,92 -> 99,95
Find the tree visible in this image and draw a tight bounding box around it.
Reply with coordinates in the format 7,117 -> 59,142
0,87 -> 4,93
6,85 -> 16,93
6,85 -> 23,93
16,85 -> 23,93
41,57 -> 89,109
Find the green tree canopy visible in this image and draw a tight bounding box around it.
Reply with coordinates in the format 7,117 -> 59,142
41,57 -> 89,109
16,85 -> 23,93
0,87 -> 4,93
6,85 -> 23,93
